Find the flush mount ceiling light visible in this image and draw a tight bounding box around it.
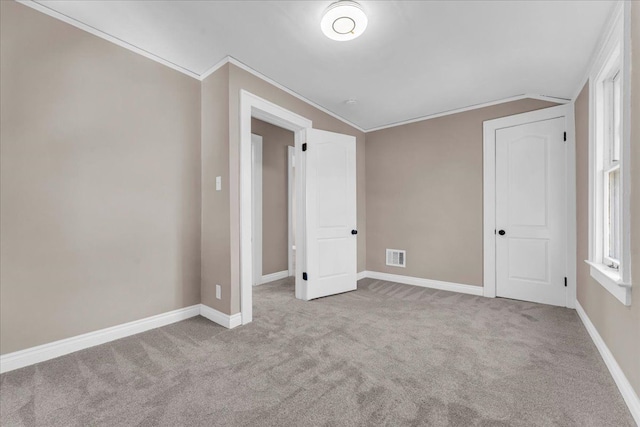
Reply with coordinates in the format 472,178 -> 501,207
321,1 -> 368,41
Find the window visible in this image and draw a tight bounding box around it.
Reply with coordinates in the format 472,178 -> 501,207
602,68 -> 621,269
586,3 -> 631,306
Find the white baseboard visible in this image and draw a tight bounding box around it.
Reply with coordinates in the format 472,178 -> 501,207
576,301 -> 640,425
0,303 -> 245,374
357,271 -> 367,281
258,270 -> 289,285
0,305 -> 201,374
362,271 -> 483,296
200,304 -> 242,329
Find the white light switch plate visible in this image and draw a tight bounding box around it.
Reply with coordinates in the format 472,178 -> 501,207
216,285 -> 221,299
216,176 -> 221,191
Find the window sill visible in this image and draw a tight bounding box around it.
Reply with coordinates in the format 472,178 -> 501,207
584,260 -> 632,306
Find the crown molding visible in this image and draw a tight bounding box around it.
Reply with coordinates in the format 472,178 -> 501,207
365,94 -> 569,133
199,56 -> 231,81
226,57 -> 366,132
15,0 -> 573,134
570,1 -> 623,102
199,55 -> 365,132
15,1 -> 364,132
16,0 -> 201,79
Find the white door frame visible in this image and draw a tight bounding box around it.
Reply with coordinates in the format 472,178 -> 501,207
240,90 -> 312,324
287,146 -> 295,276
483,104 -> 576,308
251,134 -> 263,287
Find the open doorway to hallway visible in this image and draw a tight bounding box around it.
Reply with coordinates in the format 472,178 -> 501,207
251,118 -> 295,290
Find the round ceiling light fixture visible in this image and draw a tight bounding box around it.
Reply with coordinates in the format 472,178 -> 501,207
321,1 -> 368,41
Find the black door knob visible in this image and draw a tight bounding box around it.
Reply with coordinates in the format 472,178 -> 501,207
498,230 -> 506,236
351,230 -> 358,235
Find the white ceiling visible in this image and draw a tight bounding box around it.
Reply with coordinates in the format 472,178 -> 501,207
32,0 -> 614,131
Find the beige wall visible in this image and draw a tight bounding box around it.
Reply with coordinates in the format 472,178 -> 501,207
365,99 -> 557,286
200,64 -> 231,312
575,2 -> 640,397
226,64 -> 367,314
0,2 -> 202,354
251,118 -> 294,276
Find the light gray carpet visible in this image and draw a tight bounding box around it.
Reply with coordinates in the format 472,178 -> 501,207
0,278 -> 635,426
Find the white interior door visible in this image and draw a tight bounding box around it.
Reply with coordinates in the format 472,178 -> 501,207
251,134 -> 263,286
303,129 -> 357,300
495,117 -> 566,306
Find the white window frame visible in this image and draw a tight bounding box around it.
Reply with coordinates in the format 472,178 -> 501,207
601,59 -> 621,269
586,2 -> 632,306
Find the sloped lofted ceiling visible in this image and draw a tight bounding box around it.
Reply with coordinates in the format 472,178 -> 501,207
26,0 -> 613,130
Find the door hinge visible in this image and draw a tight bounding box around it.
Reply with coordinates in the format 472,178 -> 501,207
563,132 -> 567,142
564,277 -> 567,287
302,143 -> 307,152
303,272 -> 308,281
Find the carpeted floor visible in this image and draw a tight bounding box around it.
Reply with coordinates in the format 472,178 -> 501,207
0,278 -> 635,426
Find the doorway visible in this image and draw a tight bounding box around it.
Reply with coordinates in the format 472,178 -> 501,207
251,119 -> 295,287
483,104 -> 576,307
239,90 -> 359,325
240,91 -> 311,324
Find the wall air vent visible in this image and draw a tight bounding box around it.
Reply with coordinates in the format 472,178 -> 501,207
386,249 -> 406,268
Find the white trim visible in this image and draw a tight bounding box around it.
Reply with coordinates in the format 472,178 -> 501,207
258,270 -> 290,285
366,94 -> 569,133
251,134 -> 263,287
570,1 -> 625,101
287,146 -> 296,276
5,3 -> 362,133
565,102 -> 578,309
482,104 -> 575,306
200,304 -> 242,329
16,2 -> 579,135
0,303 -> 246,374
229,58 -> 364,132
526,94 -> 572,104
356,271 -> 367,281
620,0 -> 632,285
576,301 -> 640,425
0,305 -> 200,374
16,0 -> 201,79
10,2 -> 362,131
586,1 -> 632,304
483,114 -> 498,299
584,261 -> 632,306
13,2 -> 575,135
363,271 -> 483,296
199,55 -> 230,80
239,90 -> 313,324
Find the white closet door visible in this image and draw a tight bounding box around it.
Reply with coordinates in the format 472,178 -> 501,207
495,117 -> 566,306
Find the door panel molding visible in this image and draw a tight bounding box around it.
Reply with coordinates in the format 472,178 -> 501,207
483,104 -> 576,308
